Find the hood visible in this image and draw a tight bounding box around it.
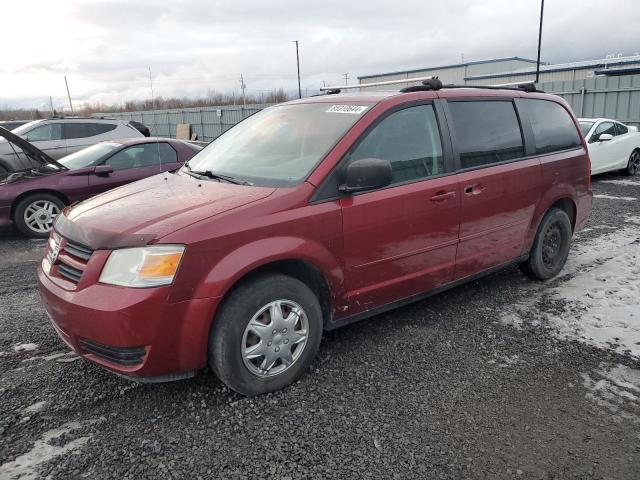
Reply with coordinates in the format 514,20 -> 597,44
54,171 -> 276,249
0,126 -> 68,170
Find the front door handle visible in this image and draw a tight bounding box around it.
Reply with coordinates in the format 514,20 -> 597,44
431,191 -> 456,202
464,183 -> 486,195
49,145 -> 65,149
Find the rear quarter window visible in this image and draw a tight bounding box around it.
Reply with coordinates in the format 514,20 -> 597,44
519,99 -> 582,154
64,123 -> 117,139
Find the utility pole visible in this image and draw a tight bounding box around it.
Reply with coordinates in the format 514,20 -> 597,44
239,74 -> 246,105
294,40 -> 302,99
535,0 -> 545,84
343,73 -> 349,86
148,67 -> 155,110
64,76 -> 74,115
49,96 -> 55,116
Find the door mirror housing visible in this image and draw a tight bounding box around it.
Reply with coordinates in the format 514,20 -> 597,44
94,165 -> 114,176
595,133 -> 613,142
339,158 -> 392,194
597,133 -> 613,142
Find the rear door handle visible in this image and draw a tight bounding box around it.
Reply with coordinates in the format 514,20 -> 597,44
430,191 -> 456,202
464,184 -> 485,195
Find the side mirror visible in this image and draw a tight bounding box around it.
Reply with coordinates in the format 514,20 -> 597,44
339,158 -> 392,194
94,165 -> 114,176
598,133 -> 613,142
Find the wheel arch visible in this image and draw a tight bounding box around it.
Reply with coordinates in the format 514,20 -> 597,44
10,189 -> 70,221
522,195 -> 577,256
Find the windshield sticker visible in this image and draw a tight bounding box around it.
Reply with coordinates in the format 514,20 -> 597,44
326,105 -> 369,114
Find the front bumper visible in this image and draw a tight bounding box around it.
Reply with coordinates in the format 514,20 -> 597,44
37,264 -> 221,379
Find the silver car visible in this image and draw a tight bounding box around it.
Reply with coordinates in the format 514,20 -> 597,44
0,118 -> 143,174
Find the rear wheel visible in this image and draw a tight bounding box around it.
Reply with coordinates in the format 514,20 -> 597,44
209,273 -> 323,396
623,149 -> 640,176
14,193 -> 65,238
520,208 -> 572,281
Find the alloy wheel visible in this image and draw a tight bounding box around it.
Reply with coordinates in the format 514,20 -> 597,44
23,200 -> 60,234
241,300 -> 309,377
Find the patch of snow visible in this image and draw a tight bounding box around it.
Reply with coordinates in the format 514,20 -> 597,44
0,422 -> 90,480
593,194 -> 637,201
23,401 -> 47,414
581,363 -> 640,423
599,179 -> 640,187
625,216 -> 640,225
502,226 -> 640,358
13,343 -> 38,353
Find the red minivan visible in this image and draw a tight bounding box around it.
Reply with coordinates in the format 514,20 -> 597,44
38,81 -> 592,395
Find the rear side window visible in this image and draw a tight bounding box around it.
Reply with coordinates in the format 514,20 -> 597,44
448,101 -> 524,169
519,99 -> 582,154
64,123 -> 117,139
348,104 -> 444,184
616,123 -> 628,135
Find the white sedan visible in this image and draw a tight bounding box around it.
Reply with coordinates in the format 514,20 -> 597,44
579,118 -> 640,176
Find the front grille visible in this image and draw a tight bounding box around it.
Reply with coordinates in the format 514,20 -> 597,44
58,264 -> 83,283
45,233 -> 94,285
79,339 -> 146,366
64,241 -> 93,261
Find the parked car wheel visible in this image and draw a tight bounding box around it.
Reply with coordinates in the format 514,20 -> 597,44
623,149 -> 640,176
520,208 -> 572,281
209,273 -> 323,396
14,193 -> 65,238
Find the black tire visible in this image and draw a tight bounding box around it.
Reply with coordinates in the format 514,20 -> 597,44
209,273 -> 323,396
623,149 -> 640,176
520,208 -> 572,281
14,193 -> 65,238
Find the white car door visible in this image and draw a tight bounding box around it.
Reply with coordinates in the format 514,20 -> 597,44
588,121 -> 618,174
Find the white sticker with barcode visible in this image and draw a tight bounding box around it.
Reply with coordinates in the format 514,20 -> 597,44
325,105 -> 369,114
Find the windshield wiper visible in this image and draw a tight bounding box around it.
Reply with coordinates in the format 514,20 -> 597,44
184,163 -> 251,185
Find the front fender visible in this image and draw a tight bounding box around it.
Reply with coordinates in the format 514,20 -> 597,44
193,236 -> 345,307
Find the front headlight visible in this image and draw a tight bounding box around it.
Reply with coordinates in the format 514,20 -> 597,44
99,245 -> 185,288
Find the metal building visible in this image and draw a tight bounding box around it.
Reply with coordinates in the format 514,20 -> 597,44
358,54 -> 640,89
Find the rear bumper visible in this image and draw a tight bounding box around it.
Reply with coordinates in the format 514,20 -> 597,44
575,190 -> 593,232
37,264 -> 221,379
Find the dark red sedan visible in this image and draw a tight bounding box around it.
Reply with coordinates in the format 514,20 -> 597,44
0,128 -> 200,237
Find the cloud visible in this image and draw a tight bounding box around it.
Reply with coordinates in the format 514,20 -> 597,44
1,0 -> 638,109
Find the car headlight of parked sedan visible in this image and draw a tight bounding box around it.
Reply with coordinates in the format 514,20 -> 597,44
99,245 -> 185,288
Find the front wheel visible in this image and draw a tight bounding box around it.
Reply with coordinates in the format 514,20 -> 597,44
520,208 -> 572,281
209,273 -> 323,396
623,149 -> 640,176
14,193 -> 65,238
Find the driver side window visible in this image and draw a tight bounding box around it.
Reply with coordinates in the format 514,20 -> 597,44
348,104 -> 444,185
106,143 -> 177,171
25,124 -> 62,142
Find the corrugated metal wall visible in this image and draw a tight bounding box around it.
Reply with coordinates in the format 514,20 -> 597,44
94,104 -> 272,142
97,74 -> 640,139
541,74 -> 640,128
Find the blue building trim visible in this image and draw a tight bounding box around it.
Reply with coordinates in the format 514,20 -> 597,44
465,58 -> 640,81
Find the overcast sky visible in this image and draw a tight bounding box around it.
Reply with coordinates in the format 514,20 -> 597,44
1,0 -> 638,110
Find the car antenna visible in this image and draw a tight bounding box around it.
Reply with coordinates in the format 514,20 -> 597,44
149,66 -> 163,175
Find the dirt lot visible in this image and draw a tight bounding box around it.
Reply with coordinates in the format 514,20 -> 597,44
1,174 -> 639,480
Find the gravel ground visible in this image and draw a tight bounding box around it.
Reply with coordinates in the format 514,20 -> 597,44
1,173 -> 640,480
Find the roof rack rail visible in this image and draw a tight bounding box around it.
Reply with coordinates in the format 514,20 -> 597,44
320,75 -> 439,92
441,82 -> 542,93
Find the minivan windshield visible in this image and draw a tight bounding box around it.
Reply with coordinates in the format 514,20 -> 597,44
59,142 -> 121,169
579,121 -> 594,137
184,103 -> 370,187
